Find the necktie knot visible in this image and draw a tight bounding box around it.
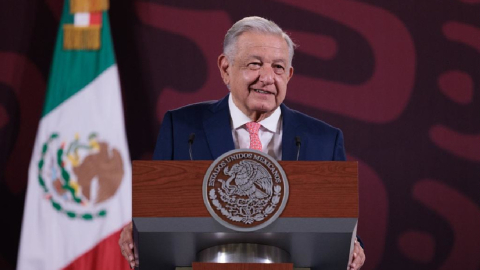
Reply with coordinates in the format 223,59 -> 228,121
246,121 -> 261,134
245,122 -> 262,151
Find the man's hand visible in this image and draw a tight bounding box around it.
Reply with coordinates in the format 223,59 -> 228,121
119,222 -> 137,269
349,239 -> 365,270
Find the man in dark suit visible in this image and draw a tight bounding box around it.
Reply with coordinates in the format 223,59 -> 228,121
153,96 -> 346,162
120,16 -> 365,270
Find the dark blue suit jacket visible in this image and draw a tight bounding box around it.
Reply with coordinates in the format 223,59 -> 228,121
153,95 -> 346,161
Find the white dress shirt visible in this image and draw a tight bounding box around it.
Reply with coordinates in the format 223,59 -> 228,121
228,94 -> 283,160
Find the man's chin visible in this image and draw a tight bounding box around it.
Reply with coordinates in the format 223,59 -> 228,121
249,104 -> 278,116
250,104 -> 273,112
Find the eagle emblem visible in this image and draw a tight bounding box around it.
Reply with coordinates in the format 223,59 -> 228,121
203,150 -> 289,231
219,160 -> 273,199
37,132 -> 124,220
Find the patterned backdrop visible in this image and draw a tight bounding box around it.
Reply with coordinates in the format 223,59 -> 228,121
1,0 -> 479,269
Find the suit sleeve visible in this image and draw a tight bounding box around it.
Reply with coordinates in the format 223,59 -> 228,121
153,111 -> 174,160
332,129 -> 346,161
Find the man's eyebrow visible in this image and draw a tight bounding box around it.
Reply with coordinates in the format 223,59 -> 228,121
247,55 -> 263,61
272,59 -> 287,65
247,56 -> 287,64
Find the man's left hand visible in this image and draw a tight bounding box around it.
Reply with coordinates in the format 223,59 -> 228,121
349,239 -> 365,270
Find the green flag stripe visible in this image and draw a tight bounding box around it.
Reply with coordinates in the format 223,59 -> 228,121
62,0 -> 74,24
42,0 -> 115,116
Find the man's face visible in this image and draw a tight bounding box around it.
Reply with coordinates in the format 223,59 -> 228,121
218,31 -> 294,121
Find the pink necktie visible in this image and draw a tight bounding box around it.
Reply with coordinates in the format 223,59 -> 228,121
245,122 -> 262,151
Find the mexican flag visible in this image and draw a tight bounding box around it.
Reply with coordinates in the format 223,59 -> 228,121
17,0 -> 131,269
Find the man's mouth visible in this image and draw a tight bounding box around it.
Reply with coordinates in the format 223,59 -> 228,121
253,89 -> 274,95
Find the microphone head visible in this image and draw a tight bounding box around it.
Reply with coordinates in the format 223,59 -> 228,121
295,136 -> 301,145
188,133 -> 196,144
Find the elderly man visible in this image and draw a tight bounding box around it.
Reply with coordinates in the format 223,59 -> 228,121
120,16 -> 365,270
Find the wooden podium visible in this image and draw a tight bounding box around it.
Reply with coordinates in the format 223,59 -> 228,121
132,160 -> 358,270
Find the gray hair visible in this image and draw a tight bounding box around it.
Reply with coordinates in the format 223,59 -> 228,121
223,16 -> 296,66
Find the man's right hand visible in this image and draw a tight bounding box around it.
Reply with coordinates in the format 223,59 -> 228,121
119,222 -> 137,269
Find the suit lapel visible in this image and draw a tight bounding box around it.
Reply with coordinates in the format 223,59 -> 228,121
281,104 -> 302,161
203,95 -> 235,159
203,98 -> 301,160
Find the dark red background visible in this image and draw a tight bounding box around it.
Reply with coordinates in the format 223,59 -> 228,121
1,0 -> 479,269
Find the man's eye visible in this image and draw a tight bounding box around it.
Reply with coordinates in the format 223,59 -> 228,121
248,63 -> 261,69
273,65 -> 285,74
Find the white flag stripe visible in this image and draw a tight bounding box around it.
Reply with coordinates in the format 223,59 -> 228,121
17,65 -> 131,270
74,12 -> 90,26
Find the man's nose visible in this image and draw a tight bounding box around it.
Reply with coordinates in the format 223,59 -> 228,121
259,66 -> 275,85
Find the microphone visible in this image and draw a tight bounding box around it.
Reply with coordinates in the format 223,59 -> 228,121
188,133 -> 195,160
295,136 -> 301,161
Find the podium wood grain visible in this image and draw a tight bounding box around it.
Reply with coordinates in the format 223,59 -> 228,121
132,161 -> 358,218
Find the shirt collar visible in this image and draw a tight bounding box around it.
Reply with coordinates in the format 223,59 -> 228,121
228,94 -> 281,132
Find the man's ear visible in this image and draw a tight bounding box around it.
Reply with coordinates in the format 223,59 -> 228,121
286,66 -> 294,83
218,54 -> 231,86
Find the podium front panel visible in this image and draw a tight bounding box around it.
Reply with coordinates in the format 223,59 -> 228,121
133,217 -> 357,270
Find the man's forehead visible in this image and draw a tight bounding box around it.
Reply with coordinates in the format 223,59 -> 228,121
237,32 -> 288,48
244,44 -> 287,50
236,33 -> 289,56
